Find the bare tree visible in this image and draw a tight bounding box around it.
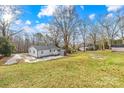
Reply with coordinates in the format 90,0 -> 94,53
98,13 -> 121,49
116,10 -> 124,44
45,25 -> 61,47
79,18 -> 89,52
33,33 -> 44,45
98,24 -> 107,50
0,5 -> 22,38
88,23 -> 99,50
50,6 -> 81,53
119,16 -> 124,44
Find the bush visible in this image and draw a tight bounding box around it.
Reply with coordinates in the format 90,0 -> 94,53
0,37 -> 15,56
68,47 -> 78,53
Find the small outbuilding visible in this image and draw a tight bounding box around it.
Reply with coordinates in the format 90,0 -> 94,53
79,47 -> 88,51
28,45 -> 65,58
111,45 -> 124,52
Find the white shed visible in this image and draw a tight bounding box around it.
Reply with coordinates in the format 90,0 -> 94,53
28,45 -> 64,58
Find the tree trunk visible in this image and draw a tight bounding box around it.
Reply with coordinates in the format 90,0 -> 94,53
102,41 -> 105,50
108,40 -> 111,49
122,38 -> 124,44
83,38 -> 86,52
64,42 -> 69,55
83,42 -> 86,52
55,40 -> 59,48
83,35 -> 86,52
93,41 -> 96,50
121,31 -> 124,44
2,28 -> 6,37
64,35 -> 69,54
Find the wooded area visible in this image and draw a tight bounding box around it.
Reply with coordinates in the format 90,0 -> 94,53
0,5 -> 124,56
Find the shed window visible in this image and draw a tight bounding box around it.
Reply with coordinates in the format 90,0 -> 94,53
50,50 -> 51,52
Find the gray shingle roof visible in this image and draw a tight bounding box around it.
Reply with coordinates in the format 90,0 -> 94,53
32,45 -> 59,50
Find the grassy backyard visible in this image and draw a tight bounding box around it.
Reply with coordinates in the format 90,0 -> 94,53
1,50 -> 124,88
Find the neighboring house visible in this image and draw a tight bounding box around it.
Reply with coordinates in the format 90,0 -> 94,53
111,45 -> 124,52
79,47 -> 88,51
28,45 -> 65,58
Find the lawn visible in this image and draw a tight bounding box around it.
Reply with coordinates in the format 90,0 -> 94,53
1,50 -> 124,88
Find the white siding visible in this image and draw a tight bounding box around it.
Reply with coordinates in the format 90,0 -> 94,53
28,46 -> 64,58
28,47 -> 38,57
37,49 -> 59,57
79,47 -> 88,51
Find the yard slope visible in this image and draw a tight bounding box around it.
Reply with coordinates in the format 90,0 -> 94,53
1,51 -> 124,88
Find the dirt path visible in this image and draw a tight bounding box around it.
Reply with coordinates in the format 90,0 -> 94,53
5,54 -> 22,65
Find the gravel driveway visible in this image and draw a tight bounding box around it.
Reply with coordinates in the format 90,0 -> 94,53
5,54 -> 22,65
5,54 -> 63,65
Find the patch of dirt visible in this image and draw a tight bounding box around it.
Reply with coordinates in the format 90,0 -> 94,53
5,54 -> 22,65
90,54 -> 106,60
0,56 -> 4,59
2,53 -> 64,65
0,56 -> 12,66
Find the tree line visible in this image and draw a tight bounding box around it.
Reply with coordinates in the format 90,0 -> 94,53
0,5 -> 124,56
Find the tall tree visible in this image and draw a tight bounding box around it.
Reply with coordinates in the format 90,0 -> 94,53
0,5 -> 22,38
79,18 -> 89,52
120,16 -> 124,44
46,25 -> 61,47
51,5 -> 81,53
98,14 -> 121,49
88,23 -> 99,50
34,33 -> 44,45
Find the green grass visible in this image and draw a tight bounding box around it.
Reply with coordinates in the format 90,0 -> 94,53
1,50 -> 124,88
